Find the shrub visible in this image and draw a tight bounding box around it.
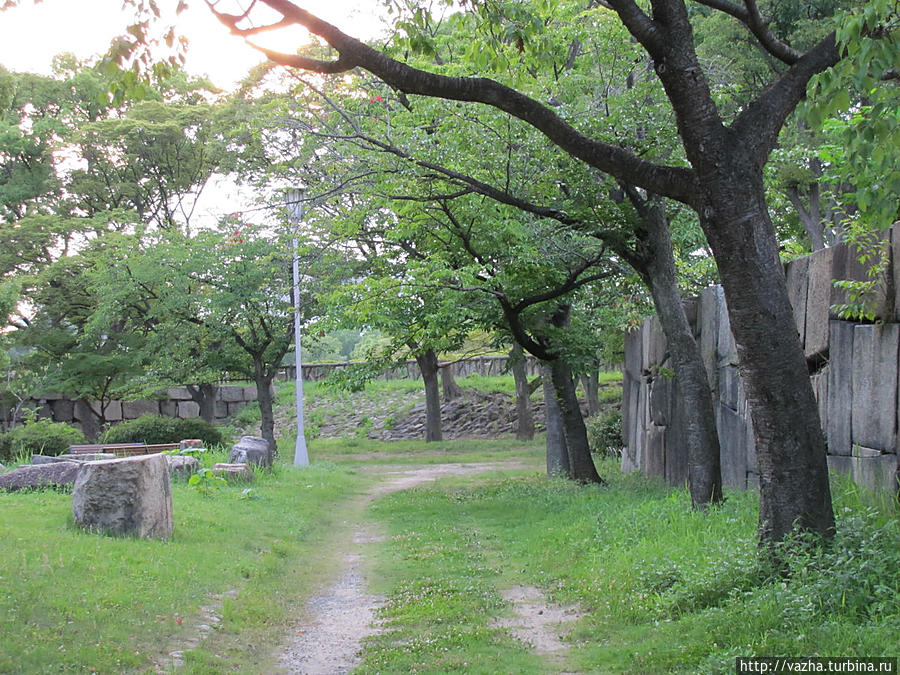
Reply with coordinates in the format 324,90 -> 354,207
586,408 -> 623,457
99,415 -> 223,448
0,419 -> 86,460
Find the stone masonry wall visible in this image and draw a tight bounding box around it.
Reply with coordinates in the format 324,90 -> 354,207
623,224 -> 900,494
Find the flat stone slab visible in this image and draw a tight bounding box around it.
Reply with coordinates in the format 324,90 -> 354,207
0,462 -> 80,491
212,463 -> 254,481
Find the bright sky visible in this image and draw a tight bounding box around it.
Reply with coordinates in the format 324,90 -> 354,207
0,0 -> 387,89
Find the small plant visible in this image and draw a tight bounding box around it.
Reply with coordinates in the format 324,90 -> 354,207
188,467 -> 227,495
0,418 -> 86,461
586,409 -> 623,458
239,488 -> 260,501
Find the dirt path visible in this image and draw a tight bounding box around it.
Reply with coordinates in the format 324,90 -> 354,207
275,461 -> 540,674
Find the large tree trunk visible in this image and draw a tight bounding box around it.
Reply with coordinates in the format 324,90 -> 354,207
699,177 -> 834,543
254,363 -> 277,456
440,363 -> 463,401
415,348 -> 443,442
630,195 -> 723,508
187,382 -> 218,424
511,344 -> 535,441
541,362 -> 569,476
548,359 -> 603,484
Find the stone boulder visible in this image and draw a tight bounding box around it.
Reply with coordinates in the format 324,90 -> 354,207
212,463 -> 254,481
0,462 -> 80,491
166,455 -> 200,478
179,439 -> 205,450
72,454 -> 173,540
32,453 -> 115,465
229,436 -> 271,468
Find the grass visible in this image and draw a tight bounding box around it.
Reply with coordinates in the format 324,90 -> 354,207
2,431 -> 896,673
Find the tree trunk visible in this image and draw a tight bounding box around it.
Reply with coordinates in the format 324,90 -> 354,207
511,344 -> 535,441
581,370 -> 601,417
187,382 -> 218,424
440,363 -> 463,401
698,161 -> 834,543
548,359 -> 603,484
630,195 -> 723,508
254,363 -> 277,456
415,348 -> 443,442
541,362 -> 569,476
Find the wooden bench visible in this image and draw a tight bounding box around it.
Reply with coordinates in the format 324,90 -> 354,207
69,443 -> 180,457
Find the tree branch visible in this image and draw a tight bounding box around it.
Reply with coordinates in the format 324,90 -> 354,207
692,0 -> 802,64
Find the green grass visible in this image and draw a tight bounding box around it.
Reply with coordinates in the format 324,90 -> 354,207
0,456 -> 370,674
2,432 -> 896,674
358,459 -> 900,674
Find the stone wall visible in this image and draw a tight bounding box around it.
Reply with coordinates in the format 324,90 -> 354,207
623,224 -> 900,494
19,385 -> 258,437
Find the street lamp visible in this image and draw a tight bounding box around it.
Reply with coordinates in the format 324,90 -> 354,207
285,188 -> 309,467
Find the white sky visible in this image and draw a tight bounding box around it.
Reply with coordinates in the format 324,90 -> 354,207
0,0 -> 387,89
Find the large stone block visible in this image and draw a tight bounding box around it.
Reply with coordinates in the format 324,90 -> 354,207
166,387 -> 193,401
122,400 -> 160,419
716,288 -> 737,369
72,454 -> 173,540
642,316 -> 667,369
227,400 -> 248,417
104,401 -> 123,422
831,232 -> 892,320
851,324 -> 899,452
827,454 -> 853,477
159,400 -> 177,417
624,329 -> 643,380
50,398 -> 75,423
826,321 -> 855,456
718,365 -> 741,412
665,382 -> 689,487
242,385 -> 258,401
699,286 -> 720,391
648,374 -> 673,426
0,462 -> 80,491
230,436 -> 272,468
717,404 -> 748,489
804,246 -> 836,359
784,254 -> 809,348
218,386 -> 245,402
214,401 -> 228,418
177,401 -> 201,418
851,454 -> 898,493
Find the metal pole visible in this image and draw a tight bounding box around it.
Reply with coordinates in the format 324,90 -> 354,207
288,190 -> 309,466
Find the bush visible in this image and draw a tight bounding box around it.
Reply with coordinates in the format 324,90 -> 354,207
99,415 -> 223,448
586,408 -> 623,457
0,419 -> 86,461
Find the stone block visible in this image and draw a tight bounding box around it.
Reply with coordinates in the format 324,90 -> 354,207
625,329 -> 643,380
717,404 -> 748,489
804,246 -> 836,359
50,399 -> 75,423
243,386 -> 258,401
167,387 -> 192,401
746,471 -> 760,490
718,365 -> 741,412
177,401 -> 201,418
212,463 -> 254,481
665,383 -> 689,487
648,374 -> 672,426
851,454 -> 898,493
72,454 -> 173,539
811,371 -> 828,428
166,455 -> 200,478
851,324 -> 899,452
159,400 -> 177,417
642,316 -> 668,369
104,401 -> 123,422
215,401 -> 228,418
682,298 -> 700,338
218,386 -> 245,402
784,254 -> 809,348
0,462 -> 80,491
716,287 -> 737,369
621,373 -> 635,462
122,400 -> 160,419
831,232 -> 892,320
826,321 -> 855,456
852,445 -> 883,458
644,424 -> 666,478
699,286 -> 720,391
230,436 -> 271,468
827,454 -> 853,476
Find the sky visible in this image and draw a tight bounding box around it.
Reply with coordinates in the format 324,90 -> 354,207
0,0 -> 387,89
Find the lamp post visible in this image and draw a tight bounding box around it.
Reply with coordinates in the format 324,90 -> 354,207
286,189 -> 309,466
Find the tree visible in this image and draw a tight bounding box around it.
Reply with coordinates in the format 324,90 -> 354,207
207,0 -> 858,543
